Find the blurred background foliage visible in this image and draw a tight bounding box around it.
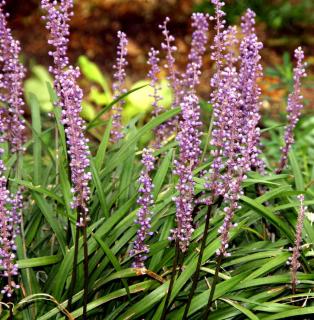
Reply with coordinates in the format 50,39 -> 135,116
4,0 -> 314,123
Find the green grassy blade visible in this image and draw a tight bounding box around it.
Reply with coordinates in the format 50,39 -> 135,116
32,193 -> 67,255
95,117 -> 112,171
10,178 -> 63,204
90,158 -> 109,218
87,84 -> 148,130
261,307 -> 314,320
17,256 -> 61,268
103,107 -> 180,175
289,149 -> 304,190
29,93 -> 42,185
241,195 -> 294,241
221,298 -> 259,320
152,149 -> 173,199
92,232 -> 130,297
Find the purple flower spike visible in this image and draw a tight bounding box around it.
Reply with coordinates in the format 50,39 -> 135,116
0,0 -> 26,153
287,194 -> 306,292
172,93 -> 201,252
147,48 -> 164,147
160,17 -> 181,108
0,115 -> 21,297
159,17 -> 181,140
42,0 -> 91,226
277,47 -> 306,173
131,148 -> 155,268
111,31 -> 128,143
182,13 -> 209,92
239,9 -> 264,173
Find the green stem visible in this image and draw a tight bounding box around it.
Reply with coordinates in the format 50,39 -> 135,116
82,222 -> 89,320
204,253 -> 223,319
67,217 -> 80,311
182,204 -> 213,320
160,239 -> 180,320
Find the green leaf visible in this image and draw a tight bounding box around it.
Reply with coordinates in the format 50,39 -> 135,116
87,84 -> 148,130
103,107 -> 180,175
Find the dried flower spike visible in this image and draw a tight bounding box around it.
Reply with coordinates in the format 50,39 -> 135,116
288,194 -> 306,293
131,148 -> 155,268
111,31 -> 128,143
277,47 -> 306,174
41,0 -> 91,226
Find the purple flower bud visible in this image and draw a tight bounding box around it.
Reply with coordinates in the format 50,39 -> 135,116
0,0 -> 26,153
171,93 -> 201,252
111,31 -> 128,143
41,0 -> 91,225
290,194 -> 305,291
182,13 -> 209,92
277,47 -> 306,173
131,149 -> 155,268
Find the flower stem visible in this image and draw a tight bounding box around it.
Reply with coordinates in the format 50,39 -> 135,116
82,222 -> 89,320
182,204 -> 213,320
160,239 -> 180,320
67,217 -> 80,311
203,253 -> 223,318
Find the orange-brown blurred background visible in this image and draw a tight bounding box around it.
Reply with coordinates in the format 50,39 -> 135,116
5,0 -> 314,112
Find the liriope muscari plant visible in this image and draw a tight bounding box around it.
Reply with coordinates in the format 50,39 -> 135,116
41,0 -> 91,318
111,31 -> 128,143
277,47 -> 306,174
0,0 -> 310,318
287,194 -> 306,295
0,1 -> 24,310
0,0 -> 26,154
0,113 -> 20,299
130,148 -> 155,268
147,47 -> 164,147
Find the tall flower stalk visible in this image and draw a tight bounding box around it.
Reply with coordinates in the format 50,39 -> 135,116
0,0 -> 26,154
288,194 -> 306,294
0,116 -> 20,299
277,47 -> 306,174
147,48 -> 164,147
111,31 -> 128,143
130,148 -> 155,268
41,1 -> 91,318
172,93 -> 202,252
158,17 -> 181,141
182,13 -> 209,92
203,4 -> 265,317
0,2 -> 25,310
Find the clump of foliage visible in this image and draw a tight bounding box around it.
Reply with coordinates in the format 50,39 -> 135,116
0,0 -> 313,319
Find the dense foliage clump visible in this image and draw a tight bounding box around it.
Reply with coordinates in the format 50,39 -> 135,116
0,0 -> 313,319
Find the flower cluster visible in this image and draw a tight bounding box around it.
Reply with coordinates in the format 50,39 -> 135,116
0,113 -> 21,297
287,194 -> 306,292
0,0 -> 26,153
42,0 -> 91,226
172,93 -> 201,252
131,149 -> 155,268
206,2 -> 265,256
160,17 -> 181,108
111,31 -> 128,143
158,17 -> 181,141
238,9 -> 264,173
277,47 -> 306,173
147,48 -> 164,147
182,13 -> 209,92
